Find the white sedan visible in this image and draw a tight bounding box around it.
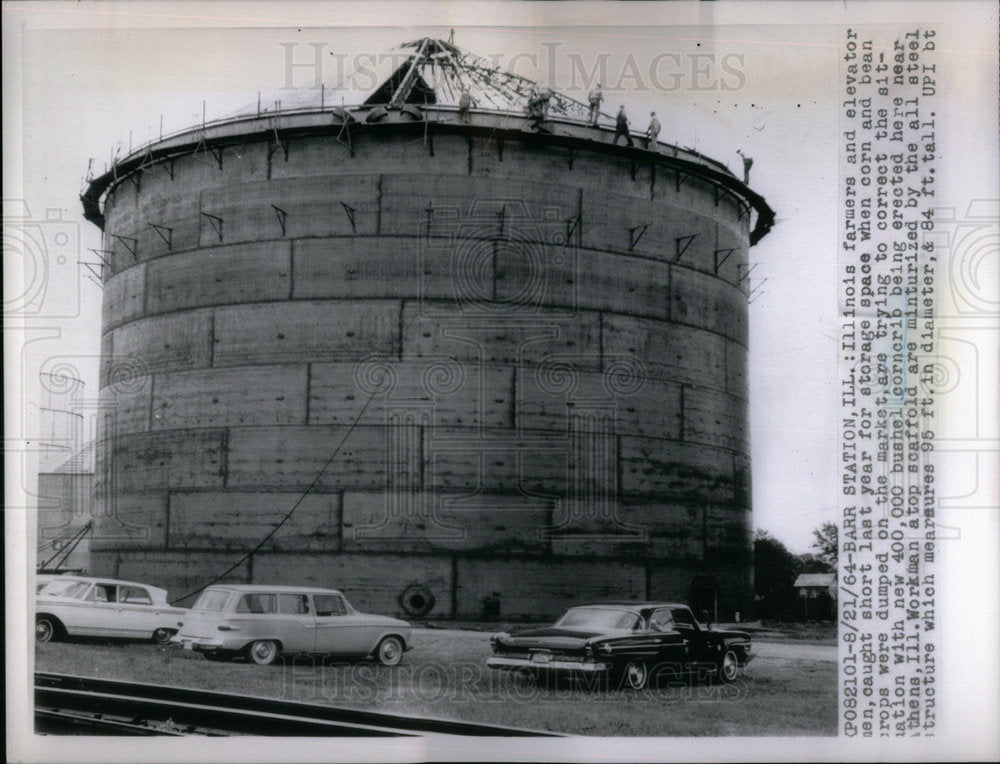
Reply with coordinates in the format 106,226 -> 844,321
36,576 -> 187,645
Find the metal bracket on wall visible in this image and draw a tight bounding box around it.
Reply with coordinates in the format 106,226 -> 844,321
267,108 -> 289,162
341,202 -> 357,233
736,262 -> 757,285
193,133 -> 224,170
268,140 -> 289,163
79,261 -> 105,287
497,206 -> 506,240
713,184 -> 741,209
272,205 -> 288,236
675,169 -> 691,191
714,247 -> 737,274
567,147 -> 579,169
675,234 -> 698,262
149,223 -> 173,250
748,276 -> 768,303
200,212 -> 224,243
335,109 -> 353,156
565,215 -> 581,244
83,248 -> 112,285
112,234 -> 138,260
88,248 -> 112,267
629,223 -> 650,252
137,145 -> 170,181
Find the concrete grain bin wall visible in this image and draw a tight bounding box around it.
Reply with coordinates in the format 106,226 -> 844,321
84,78 -> 773,619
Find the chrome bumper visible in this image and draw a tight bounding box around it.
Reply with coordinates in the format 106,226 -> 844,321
170,635 -> 226,651
487,656 -> 611,673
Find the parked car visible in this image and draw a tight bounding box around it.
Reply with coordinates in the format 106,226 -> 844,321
35,576 -> 187,645
36,571 -> 87,593
36,574 -> 61,593
487,602 -> 754,690
171,585 -> 413,666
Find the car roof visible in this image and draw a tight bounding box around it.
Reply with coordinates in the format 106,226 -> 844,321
203,584 -> 346,596
567,602 -> 690,613
39,576 -> 169,597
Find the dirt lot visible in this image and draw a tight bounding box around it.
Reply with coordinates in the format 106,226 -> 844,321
35,628 -> 836,736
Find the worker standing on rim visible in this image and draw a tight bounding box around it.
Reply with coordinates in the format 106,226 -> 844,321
737,149 -> 754,183
587,83 -> 604,126
458,89 -> 472,123
527,86 -> 553,131
645,111 -> 661,151
613,104 -> 633,146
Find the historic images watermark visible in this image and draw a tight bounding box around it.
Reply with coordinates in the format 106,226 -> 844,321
3,199 -> 82,320
275,657 -> 754,706
279,42 -> 747,94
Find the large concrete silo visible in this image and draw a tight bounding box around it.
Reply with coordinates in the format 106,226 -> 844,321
82,38 -> 774,618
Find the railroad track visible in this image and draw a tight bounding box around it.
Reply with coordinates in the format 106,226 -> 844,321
35,673 -> 561,737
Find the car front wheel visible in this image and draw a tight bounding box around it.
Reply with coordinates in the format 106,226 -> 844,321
619,660 -> 649,691
36,617 -> 58,644
152,627 -> 176,646
717,649 -> 739,683
375,636 -> 404,666
247,640 -> 280,666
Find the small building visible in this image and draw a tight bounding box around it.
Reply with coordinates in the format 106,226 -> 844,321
793,573 -> 836,620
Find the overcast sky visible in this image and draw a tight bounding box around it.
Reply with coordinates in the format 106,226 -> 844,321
4,1 -> 996,554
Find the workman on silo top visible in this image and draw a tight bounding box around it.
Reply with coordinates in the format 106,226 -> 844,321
540,88 -> 554,119
613,104 -> 633,146
737,149 -> 754,183
458,89 -> 472,123
527,87 -> 552,130
526,87 -> 541,116
587,84 -> 604,126
646,111 -> 661,150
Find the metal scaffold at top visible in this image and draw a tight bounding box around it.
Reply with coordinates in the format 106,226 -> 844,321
364,36 -> 593,121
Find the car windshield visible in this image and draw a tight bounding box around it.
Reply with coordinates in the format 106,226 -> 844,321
192,589 -> 232,612
555,608 -> 640,630
40,580 -> 90,599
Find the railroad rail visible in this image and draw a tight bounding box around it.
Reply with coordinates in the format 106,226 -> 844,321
35,673 -> 561,737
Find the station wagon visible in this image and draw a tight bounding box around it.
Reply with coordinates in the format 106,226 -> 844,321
172,585 -> 412,666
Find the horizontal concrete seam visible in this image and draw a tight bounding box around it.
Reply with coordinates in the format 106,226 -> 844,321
102,234 -> 747,285
131,547 -> 742,560
114,422 -> 747,455
101,358 -> 748,401
107,299 -> 404,335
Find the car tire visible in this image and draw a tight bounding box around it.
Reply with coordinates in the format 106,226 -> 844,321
36,617 -> 59,644
717,649 -> 739,683
247,640 -> 280,666
375,636 -> 404,666
152,627 -> 176,646
619,660 -> 649,691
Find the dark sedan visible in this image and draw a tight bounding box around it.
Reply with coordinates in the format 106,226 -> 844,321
487,602 -> 754,690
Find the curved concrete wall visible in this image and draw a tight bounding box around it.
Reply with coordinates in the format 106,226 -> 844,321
92,125 -> 754,618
